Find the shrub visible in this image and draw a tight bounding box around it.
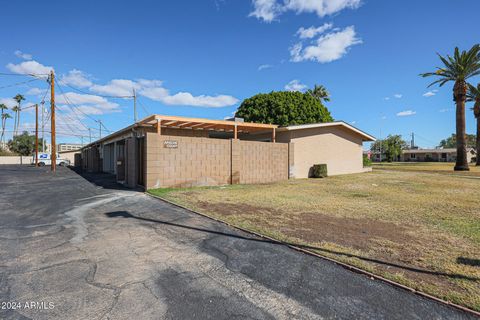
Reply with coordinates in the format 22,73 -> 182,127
363,155 -> 372,167
311,164 -> 328,178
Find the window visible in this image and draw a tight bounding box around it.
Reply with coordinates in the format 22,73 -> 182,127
441,153 -> 447,159
410,153 -> 416,159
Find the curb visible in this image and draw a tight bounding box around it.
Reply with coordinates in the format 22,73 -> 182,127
145,192 -> 480,318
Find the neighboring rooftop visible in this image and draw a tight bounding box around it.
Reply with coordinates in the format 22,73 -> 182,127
277,121 -> 376,141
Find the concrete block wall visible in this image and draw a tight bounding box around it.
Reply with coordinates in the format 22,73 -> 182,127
145,134 -> 231,189
236,140 -> 289,184
145,133 -> 290,189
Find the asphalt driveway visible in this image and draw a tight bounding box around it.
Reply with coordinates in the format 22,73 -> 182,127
0,165 -> 475,319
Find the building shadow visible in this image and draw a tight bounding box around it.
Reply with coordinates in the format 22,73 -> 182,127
68,167 -> 142,192
105,210 -> 479,282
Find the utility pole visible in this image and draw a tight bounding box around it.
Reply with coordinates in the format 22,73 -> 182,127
50,70 -> 56,172
133,88 -> 137,122
411,132 -> 415,149
41,101 -> 45,153
89,128 -> 92,143
99,120 -> 102,139
35,104 -> 38,167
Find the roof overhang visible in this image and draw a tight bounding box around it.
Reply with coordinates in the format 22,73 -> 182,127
81,114 -> 277,149
276,121 -> 376,141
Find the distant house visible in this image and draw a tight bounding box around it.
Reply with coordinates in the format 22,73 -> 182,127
401,148 -> 477,163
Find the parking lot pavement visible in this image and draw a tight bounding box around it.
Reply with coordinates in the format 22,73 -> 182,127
0,165 -> 475,319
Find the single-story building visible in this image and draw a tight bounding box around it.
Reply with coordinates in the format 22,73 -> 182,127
401,148 -> 477,163
81,115 -> 375,189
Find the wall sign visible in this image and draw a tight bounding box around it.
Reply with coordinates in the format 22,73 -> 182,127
163,140 -> 178,149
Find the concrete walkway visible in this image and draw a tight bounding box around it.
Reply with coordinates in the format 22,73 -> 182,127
0,165 -> 475,319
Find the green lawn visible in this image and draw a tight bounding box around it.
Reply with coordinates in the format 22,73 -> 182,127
373,162 -> 480,176
148,168 -> 480,311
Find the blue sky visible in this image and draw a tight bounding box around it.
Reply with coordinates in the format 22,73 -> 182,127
0,0 -> 479,148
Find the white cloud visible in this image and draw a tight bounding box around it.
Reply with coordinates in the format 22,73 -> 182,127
396,110 -> 416,117
296,23 -> 333,39
92,78 -> 239,108
249,0 -> 281,22
394,93 -> 402,99
284,0 -> 361,17
250,0 -> 361,22
14,50 -> 32,60
160,92 -> 238,107
0,98 -> 17,108
291,26 -> 361,63
381,115 -> 387,120
258,64 -> 273,71
26,87 -> 46,96
6,60 -> 52,76
439,108 -> 451,113
284,79 -> 308,92
90,79 -> 138,97
423,90 -> 438,97
384,97 -> 390,101
60,69 -> 93,88
56,92 -> 119,114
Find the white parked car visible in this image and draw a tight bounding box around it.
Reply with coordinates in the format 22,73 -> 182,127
32,153 -> 71,167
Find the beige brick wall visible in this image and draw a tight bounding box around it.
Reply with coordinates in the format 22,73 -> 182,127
145,133 -> 289,189
235,140 -> 289,184
145,133 -> 231,189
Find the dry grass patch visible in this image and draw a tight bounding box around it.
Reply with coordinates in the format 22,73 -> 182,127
149,170 -> 480,311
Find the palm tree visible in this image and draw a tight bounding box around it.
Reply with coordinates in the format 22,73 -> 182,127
1,113 -> 12,146
13,94 -> 25,136
307,84 -> 330,103
11,106 -> 19,137
467,83 -> 480,166
420,45 -> 480,171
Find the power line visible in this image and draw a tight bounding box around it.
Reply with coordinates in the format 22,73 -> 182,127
60,82 -> 134,99
0,78 -> 39,90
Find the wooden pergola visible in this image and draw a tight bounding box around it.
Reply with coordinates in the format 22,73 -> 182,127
138,114 -> 278,142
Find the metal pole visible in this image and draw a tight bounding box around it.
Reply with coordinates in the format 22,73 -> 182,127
35,104 -> 38,167
99,120 -> 102,139
89,128 -> 92,143
41,101 -> 45,153
133,88 -> 137,122
50,70 -> 56,172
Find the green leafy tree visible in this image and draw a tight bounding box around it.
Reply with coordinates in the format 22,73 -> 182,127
439,133 -> 476,149
370,135 -> 407,162
7,131 -> 43,156
13,94 -> 25,136
467,83 -> 480,165
1,112 -> 12,146
420,45 -> 480,171
307,84 -> 330,103
235,91 -> 333,126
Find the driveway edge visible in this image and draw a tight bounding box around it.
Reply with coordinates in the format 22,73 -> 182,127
145,192 -> 480,318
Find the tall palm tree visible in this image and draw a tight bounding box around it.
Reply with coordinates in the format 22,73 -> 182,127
307,84 -> 330,103
420,45 -> 480,171
13,94 -> 25,136
467,83 -> 480,166
1,113 -> 12,146
11,106 -> 19,137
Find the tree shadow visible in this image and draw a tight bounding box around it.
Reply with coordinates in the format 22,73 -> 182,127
105,210 -> 479,282
457,257 -> 480,267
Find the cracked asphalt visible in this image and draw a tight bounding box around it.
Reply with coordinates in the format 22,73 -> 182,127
0,165 -> 476,320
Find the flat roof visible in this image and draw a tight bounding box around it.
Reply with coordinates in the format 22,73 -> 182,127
402,148 -> 475,154
83,114 -> 277,148
276,121 -> 376,141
